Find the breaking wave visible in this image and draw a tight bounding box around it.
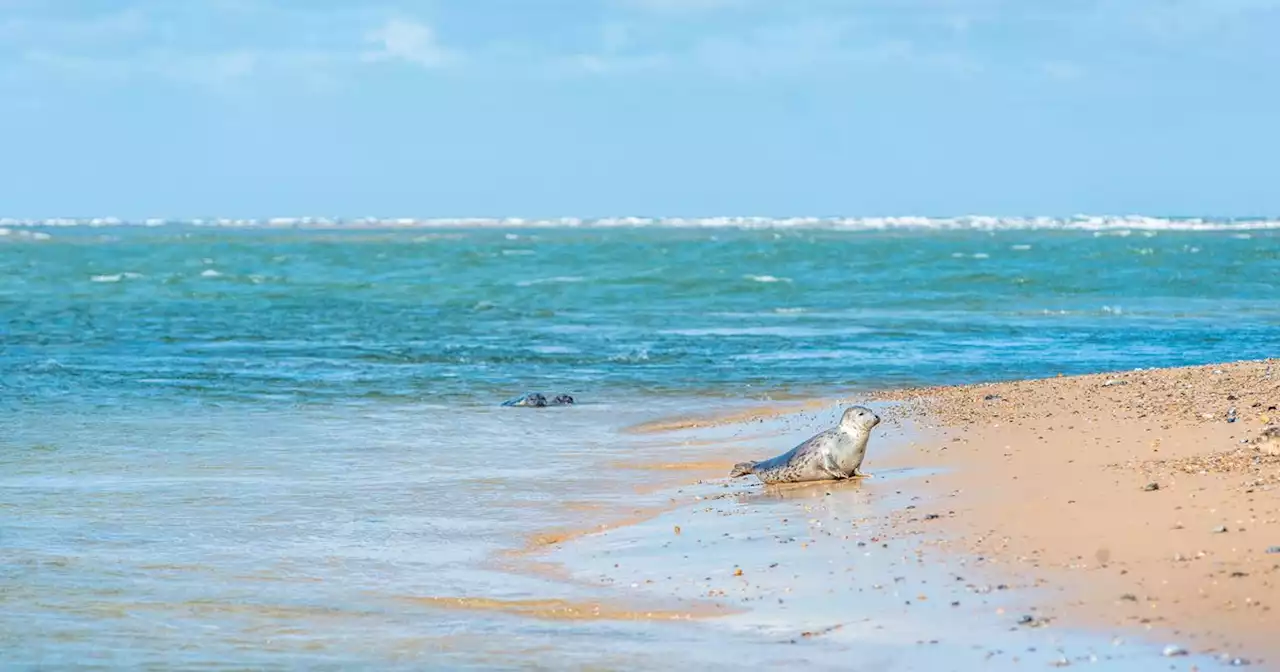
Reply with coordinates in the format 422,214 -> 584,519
2,215 -> 1279,232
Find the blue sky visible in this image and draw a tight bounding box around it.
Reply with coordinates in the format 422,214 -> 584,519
1,0 -> 1277,219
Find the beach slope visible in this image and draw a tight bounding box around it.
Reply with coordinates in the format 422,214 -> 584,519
871,359 -> 1280,659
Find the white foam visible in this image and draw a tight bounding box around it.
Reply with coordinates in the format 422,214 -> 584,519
0,228 -> 52,240
200,269 -> 223,278
745,274 -> 791,283
515,276 -> 584,286
90,272 -> 143,283
0,214 -> 1278,231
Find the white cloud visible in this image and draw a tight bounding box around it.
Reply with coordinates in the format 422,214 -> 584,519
363,18 -> 456,69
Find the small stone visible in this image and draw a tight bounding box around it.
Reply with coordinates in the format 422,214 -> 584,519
1102,379 -> 1127,387
983,394 -> 1002,401
1162,645 -> 1188,657
1213,525 -> 1229,534
1017,615 -> 1035,625
1143,482 -> 1160,492
1265,546 -> 1280,554
1120,593 -> 1138,601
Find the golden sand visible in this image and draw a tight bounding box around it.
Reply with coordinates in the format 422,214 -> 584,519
865,359 -> 1280,657
408,596 -> 726,621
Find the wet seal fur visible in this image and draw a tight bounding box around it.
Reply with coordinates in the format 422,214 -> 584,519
730,406 -> 881,484
502,393 -> 575,408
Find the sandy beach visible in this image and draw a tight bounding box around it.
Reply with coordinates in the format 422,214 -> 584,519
869,358 -> 1280,660
449,359 -> 1280,668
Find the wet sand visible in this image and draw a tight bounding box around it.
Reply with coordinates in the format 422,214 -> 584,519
426,360 -> 1276,668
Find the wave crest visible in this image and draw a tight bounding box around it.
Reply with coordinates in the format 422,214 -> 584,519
2,215 -> 1278,232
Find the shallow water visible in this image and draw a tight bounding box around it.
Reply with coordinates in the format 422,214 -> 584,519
2,225 -> 1277,668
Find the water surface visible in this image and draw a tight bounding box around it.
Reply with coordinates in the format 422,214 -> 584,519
2,224 -> 1276,668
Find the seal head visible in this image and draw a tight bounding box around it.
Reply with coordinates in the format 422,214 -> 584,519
730,405 -> 881,484
501,392 -> 576,407
502,393 -> 548,407
840,405 -> 880,432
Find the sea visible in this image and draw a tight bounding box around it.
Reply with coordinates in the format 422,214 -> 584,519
2,218 -> 1277,669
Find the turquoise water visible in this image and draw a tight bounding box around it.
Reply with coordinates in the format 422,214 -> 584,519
2,224 -> 1277,669
4,227 -> 1277,406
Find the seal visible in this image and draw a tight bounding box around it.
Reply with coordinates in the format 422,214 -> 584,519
501,393 -> 575,408
729,406 -> 881,484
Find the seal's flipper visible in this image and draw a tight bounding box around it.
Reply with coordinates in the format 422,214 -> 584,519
730,461 -> 757,478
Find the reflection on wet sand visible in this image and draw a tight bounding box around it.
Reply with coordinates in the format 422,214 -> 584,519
487,503 -> 683,587
474,401 -> 864,626
514,507 -> 673,553
623,399 -> 836,434
734,477 -> 870,505
408,596 -> 728,621
607,460 -> 739,472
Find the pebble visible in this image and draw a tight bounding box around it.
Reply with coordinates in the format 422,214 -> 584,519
1102,379 -> 1127,387
1143,482 -> 1160,492
1213,525 -> 1229,534
1265,546 -> 1280,554
1162,645 -> 1188,657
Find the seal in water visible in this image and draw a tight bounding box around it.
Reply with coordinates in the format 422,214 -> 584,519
729,406 -> 881,484
501,393 -> 575,407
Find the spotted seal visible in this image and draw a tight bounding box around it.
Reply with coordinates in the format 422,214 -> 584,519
501,393 -> 575,408
729,406 -> 880,484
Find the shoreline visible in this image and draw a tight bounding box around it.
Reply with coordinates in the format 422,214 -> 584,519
435,359 -> 1277,666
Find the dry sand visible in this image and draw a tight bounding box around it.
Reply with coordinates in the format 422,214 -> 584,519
869,358 -> 1280,659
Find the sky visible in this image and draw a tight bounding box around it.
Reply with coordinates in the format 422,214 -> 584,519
1,0 -> 1278,219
